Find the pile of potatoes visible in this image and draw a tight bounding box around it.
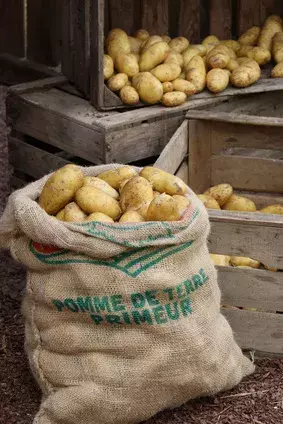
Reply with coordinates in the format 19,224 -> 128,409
103,15 -> 283,107
39,164 -> 193,224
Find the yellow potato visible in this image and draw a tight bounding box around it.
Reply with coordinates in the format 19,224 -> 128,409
134,29 -> 150,41
119,86 -> 140,105
190,44 -> 207,57
85,212 -> 114,223
257,15 -> 282,52
139,41 -> 170,72
202,35 -> 220,48
259,204 -> 283,215
132,53 -> 140,62
206,68 -> 230,93
106,28 -> 131,60
172,79 -> 196,96
120,176 -> 153,213
118,178 -> 131,194
132,72 -> 163,104
107,73 -> 128,91
169,37 -> 190,53
238,26 -> 261,46
162,81 -> 174,93
128,36 -> 142,53
119,211 -> 145,223
183,48 -> 200,69
64,202 -> 87,222
151,63 -> 181,82
271,62 -> 283,78
164,51 -> 184,67
97,166 -> 137,190
179,72 -> 186,79
226,58 -> 239,72
210,254 -> 230,267
103,54 -> 114,80
272,32 -> 283,64
39,164 -> 84,215
220,40 -> 240,52
263,265 -> 278,272
206,45 -> 231,69
141,35 -> 163,52
146,193 -> 184,221
56,209 -> 65,221
230,256 -> 260,269
204,184 -> 233,207
75,186 -> 121,220
185,55 -> 206,93
135,202 -> 151,219
222,195 -> 256,212
106,28 -> 129,45
172,195 -> 191,212
162,91 -> 187,107
197,194 -> 221,210
115,53 -> 139,77
83,176 -> 119,200
230,59 -> 261,88
237,45 -> 271,65
140,167 -> 189,196
161,35 -> 171,43
153,191 -> 160,197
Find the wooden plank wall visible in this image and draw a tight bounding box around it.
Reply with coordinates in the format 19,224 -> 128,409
0,0 -> 25,57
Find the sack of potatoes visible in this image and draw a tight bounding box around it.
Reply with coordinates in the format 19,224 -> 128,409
0,163 -> 254,424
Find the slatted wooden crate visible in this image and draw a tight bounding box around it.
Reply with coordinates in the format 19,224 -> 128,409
154,91 -> 283,356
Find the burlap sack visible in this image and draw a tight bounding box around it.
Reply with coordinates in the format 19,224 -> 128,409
0,164 -> 254,424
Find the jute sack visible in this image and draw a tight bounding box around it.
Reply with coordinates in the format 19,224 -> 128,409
0,164 -> 254,424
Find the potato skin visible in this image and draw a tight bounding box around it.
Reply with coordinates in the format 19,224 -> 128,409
161,35 -> 171,43
107,73 -> 128,91
183,48 -> 200,69
238,26 -> 261,46
134,29 -> 150,41
162,91 -> 187,107
106,28 -> 131,60
64,202 -> 87,222
119,86 -> 139,105
202,35 -> 220,48
120,176 -> 153,213
271,62 -> 283,78
190,44 -> 207,57
85,212 -> 114,223
230,256 -> 260,269
164,51 -> 184,67
204,184 -> 233,207
162,81 -> 174,93
197,194 -> 220,210
115,53 -> 139,77
39,164 -> 84,215
56,209 -> 65,221
257,15 -> 282,52
272,32 -> 283,64
222,195 -> 256,212
186,55 -> 206,93
146,194 -> 183,221
75,186 -> 121,220
140,167 -> 189,195
206,45 -> 231,69
119,211 -> 145,223
139,41 -> 170,72
226,58 -> 239,72
141,35 -> 163,52
230,59 -> 261,88
151,63 -> 181,82
220,40 -> 240,52
259,204 -> 283,215
237,45 -> 271,65
103,54 -> 114,80
83,177 -> 119,200
172,195 -> 191,212
169,37 -> 189,53
210,254 -> 230,267
128,36 -> 142,53
132,72 -> 163,104
172,79 -> 196,96
97,166 -> 137,190
206,68 -> 230,93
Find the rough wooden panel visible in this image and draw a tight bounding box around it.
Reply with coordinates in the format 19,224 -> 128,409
175,160 -> 188,183
222,308 -> 283,354
62,0 -> 74,81
218,267 -> 283,311
141,0 -> 169,35
179,0 -> 200,42
154,121 -> 188,174
0,0 -> 25,57
108,0 -> 136,35
237,0 -> 261,36
50,0 -> 63,64
210,0 -> 232,39
259,0 -> 283,22
90,0 -> 105,109
8,76 -> 68,96
186,110 -> 283,127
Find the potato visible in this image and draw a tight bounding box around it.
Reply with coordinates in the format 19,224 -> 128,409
39,164 -> 84,215
169,37 -> 189,53
272,32 -> 283,64
271,62 -> 283,78
106,29 -> 131,60
161,35 -> 171,43
119,86 -> 140,105
206,45 -> 231,69
135,202 -> 151,219
140,167 -> 189,196
222,195 -> 256,212
153,191 -> 160,197
146,194 -> 184,221
238,26 -> 261,46
202,35 -> 220,48
115,53 -> 139,77
226,47 -> 237,59
230,59 -> 261,88
103,54 -> 114,80
183,48 -> 200,69
190,44 -> 207,57
56,209 -> 65,221
132,72 -> 163,104
206,68 -> 230,93
119,211 -> 145,223
230,256 -> 260,269
132,53 -> 140,62
83,176 -> 119,200
139,42 -> 170,72
141,35 -> 163,52
97,166 -> 137,190
120,176 -> 153,213
236,45 -> 271,65
172,79 -> 196,96
263,265 -> 278,272
134,29 -> 150,41
220,40 -> 240,52
128,36 -> 142,53
196,194 -> 221,210
179,72 -> 186,79
172,195 -> 191,211
259,204 -> 283,215
107,73 -> 128,91
106,28 -> 128,45
85,212 -> 114,223
162,91 -> 187,107
226,58 -> 239,72
64,202 -> 87,222
162,81 -> 174,93
210,254 -> 230,267
119,178 -> 131,194
204,184 -> 233,207
257,15 -> 282,52
75,186 -> 121,220
185,55 -> 206,93
164,51 -> 184,67
151,63 -> 181,82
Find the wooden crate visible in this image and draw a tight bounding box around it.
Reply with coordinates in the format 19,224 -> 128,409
154,91 -> 283,356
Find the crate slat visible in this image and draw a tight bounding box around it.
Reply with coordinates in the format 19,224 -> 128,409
141,0 -> 169,35
0,0 -> 25,57
108,0 -> 138,35
62,0 -> 75,83
210,0 -> 232,39
237,0 -> 261,36
179,0 -> 200,42
175,160 -> 188,183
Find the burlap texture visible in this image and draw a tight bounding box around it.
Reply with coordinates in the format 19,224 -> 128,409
0,164 -> 255,424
